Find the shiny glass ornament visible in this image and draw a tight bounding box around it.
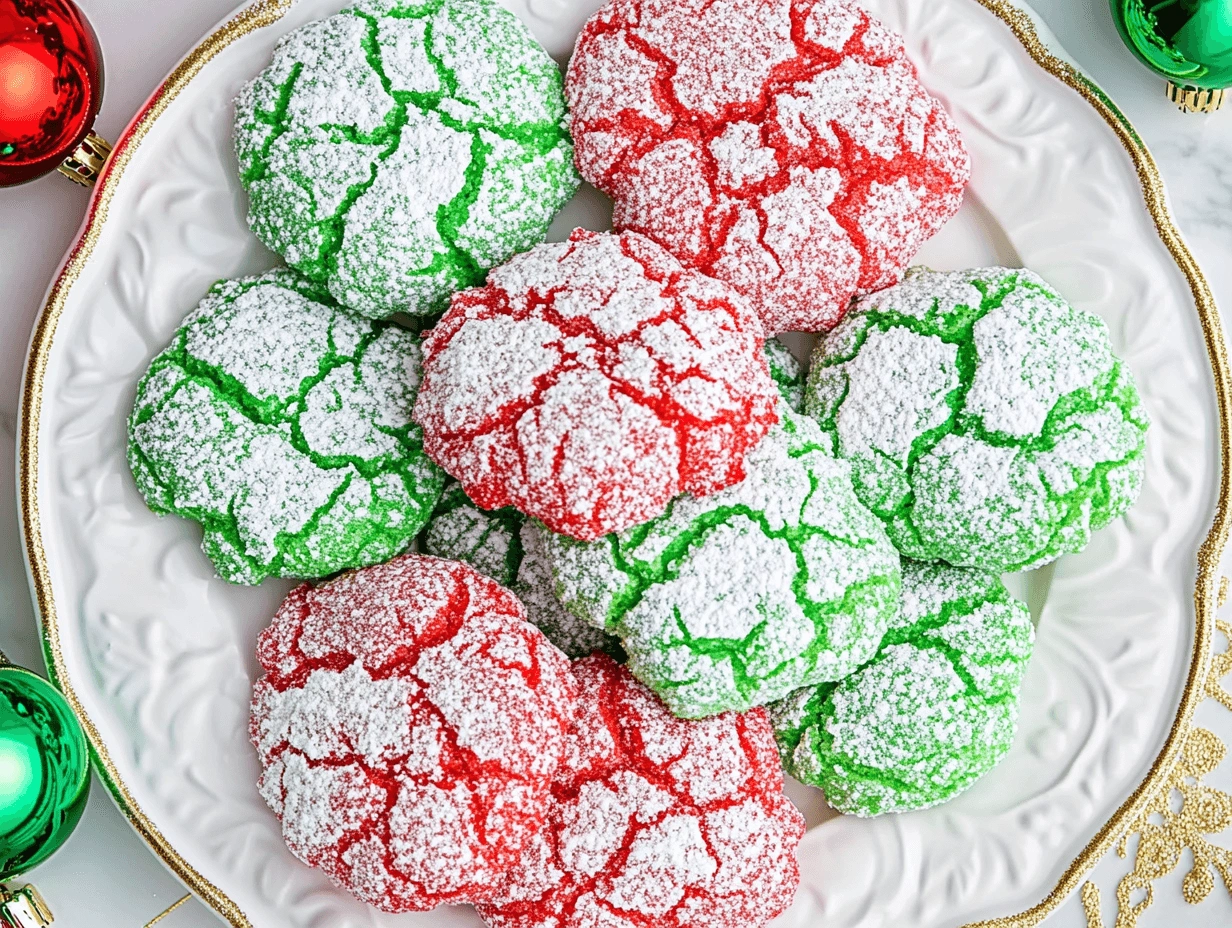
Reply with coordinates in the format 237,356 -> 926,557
0,661 -> 89,882
0,0 -> 104,186
1112,0 -> 1232,110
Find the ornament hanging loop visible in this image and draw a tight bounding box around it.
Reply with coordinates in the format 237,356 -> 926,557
56,132 -> 113,187
0,884 -> 53,928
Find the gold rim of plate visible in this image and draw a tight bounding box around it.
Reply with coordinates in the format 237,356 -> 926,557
15,1 -> 1231,926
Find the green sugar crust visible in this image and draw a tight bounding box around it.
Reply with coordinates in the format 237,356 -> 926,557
422,484 -> 622,659
128,269 -> 446,585
805,266 -> 1149,572
423,481 -> 526,587
770,559 -> 1034,817
545,406 -> 901,719
765,337 -> 805,413
234,0 -> 579,319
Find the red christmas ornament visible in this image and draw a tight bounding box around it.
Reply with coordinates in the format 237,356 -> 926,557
0,0 -> 107,187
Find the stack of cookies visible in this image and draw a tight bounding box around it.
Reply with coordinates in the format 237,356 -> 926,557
126,0 -> 1149,923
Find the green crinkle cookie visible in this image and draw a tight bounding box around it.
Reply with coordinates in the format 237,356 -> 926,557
128,269 -> 446,585
765,336 -> 806,412
805,266 -> 1149,572
234,0 -> 579,319
770,559 -> 1034,816
422,483 -> 621,659
422,481 -> 525,586
545,406 -> 901,719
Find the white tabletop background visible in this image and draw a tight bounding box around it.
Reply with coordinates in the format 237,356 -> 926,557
1,1 -> 1230,925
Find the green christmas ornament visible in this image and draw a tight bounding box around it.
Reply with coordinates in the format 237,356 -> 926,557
0,657 -> 89,885
1112,0 -> 1232,111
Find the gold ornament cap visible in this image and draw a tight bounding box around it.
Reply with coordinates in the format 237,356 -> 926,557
56,132 -> 114,187
0,884 -> 53,928
1166,82 -> 1226,113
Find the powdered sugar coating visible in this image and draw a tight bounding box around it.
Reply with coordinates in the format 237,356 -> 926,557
413,229 -> 780,541
764,336 -> 806,412
423,481 -> 526,586
517,520 -> 623,660
127,270 -> 445,585
565,0 -> 970,334
250,555 -> 578,911
422,483 -> 621,658
545,406 -> 900,718
476,655 -> 804,928
770,559 -> 1033,816
806,266 -> 1149,572
234,0 -> 578,319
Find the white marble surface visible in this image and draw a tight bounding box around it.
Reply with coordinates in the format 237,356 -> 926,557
0,0 -> 1228,926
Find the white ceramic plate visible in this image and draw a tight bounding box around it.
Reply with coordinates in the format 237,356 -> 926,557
17,1 -> 1227,927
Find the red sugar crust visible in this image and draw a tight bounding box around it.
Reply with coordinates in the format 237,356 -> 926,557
476,654 -> 805,928
413,229 -> 780,541
249,554 -> 578,912
566,0 -> 971,334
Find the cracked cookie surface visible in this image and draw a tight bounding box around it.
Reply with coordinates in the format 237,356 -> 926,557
422,482 -> 622,658
476,654 -> 804,928
545,406 -> 901,719
423,480 -> 526,587
770,559 -> 1033,815
250,555 -> 579,911
234,0 -> 578,319
764,336 -> 805,412
806,265 -> 1149,572
565,0 -> 969,334
128,269 -> 445,585
413,229 -> 780,542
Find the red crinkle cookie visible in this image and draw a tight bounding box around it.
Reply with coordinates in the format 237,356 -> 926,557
566,0 -> 971,335
476,654 -> 805,928
250,554 -> 579,913
413,229 -> 779,541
